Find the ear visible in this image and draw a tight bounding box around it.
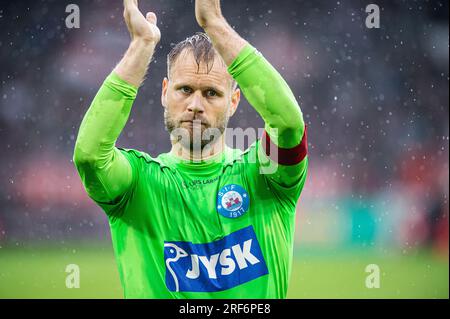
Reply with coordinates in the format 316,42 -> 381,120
161,77 -> 169,108
228,88 -> 241,117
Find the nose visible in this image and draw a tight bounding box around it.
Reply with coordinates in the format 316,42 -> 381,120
187,91 -> 205,114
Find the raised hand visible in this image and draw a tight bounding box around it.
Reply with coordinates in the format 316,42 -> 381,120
113,1 -> 161,86
195,0 -> 224,29
123,0 -> 161,45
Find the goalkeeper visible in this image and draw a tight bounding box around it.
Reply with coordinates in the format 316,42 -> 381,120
74,0 -> 308,298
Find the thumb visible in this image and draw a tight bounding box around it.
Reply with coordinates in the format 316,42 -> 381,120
146,12 -> 157,25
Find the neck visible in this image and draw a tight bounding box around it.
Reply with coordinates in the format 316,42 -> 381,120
170,134 -> 226,162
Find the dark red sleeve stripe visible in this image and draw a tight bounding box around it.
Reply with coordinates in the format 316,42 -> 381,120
261,127 -> 308,166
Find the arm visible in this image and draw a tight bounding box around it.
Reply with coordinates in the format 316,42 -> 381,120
196,0 -> 307,187
73,0 -> 161,203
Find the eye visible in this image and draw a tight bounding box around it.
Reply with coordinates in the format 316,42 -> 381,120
206,89 -> 217,97
180,86 -> 192,94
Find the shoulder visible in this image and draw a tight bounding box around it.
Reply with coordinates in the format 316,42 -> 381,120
224,140 -> 260,166
219,141 -> 262,179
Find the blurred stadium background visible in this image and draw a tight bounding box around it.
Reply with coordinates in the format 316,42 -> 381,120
0,0 -> 448,298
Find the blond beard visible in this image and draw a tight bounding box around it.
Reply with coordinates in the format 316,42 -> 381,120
164,109 -> 229,151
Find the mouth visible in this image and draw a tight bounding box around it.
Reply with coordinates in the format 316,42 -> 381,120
181,120 -> 207,126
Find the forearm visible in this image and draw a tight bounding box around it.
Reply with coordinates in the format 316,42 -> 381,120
73,72 -> 137,202
229,44 -> 304,148
204,19 -> 304,148
74,1 -> 160,203
74,72 -> 137,162
197,0 -> 307,192
114,39 -> 157,87
223,37 -> 307,187
73,40 -> 156,201
203,19 -> 248,66
74,39 -> 154,166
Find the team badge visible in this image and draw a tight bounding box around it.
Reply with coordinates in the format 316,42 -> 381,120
216,184 -> 250,219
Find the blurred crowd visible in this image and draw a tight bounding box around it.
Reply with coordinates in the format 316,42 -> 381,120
0,0 -> 448,255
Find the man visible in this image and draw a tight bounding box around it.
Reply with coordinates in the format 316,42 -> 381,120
74,0 -> 308,298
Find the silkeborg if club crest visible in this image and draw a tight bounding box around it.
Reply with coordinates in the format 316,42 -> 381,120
216,184 -> 250,219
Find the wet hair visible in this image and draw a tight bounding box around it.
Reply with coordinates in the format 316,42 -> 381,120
167,32 -> 238,91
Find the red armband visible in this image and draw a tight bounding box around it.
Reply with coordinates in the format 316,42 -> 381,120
261,127 -> 308,166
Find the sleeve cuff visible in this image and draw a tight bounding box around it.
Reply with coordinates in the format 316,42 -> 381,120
227,43 -> 262,79
104,72 -> 139,98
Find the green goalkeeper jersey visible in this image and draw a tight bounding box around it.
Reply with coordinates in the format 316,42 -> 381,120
74,44 -> 308,298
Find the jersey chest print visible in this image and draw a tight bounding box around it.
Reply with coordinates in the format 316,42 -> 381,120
164,226 -> 268,292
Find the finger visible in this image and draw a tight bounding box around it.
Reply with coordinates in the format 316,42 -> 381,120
146,12 -> 157,25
